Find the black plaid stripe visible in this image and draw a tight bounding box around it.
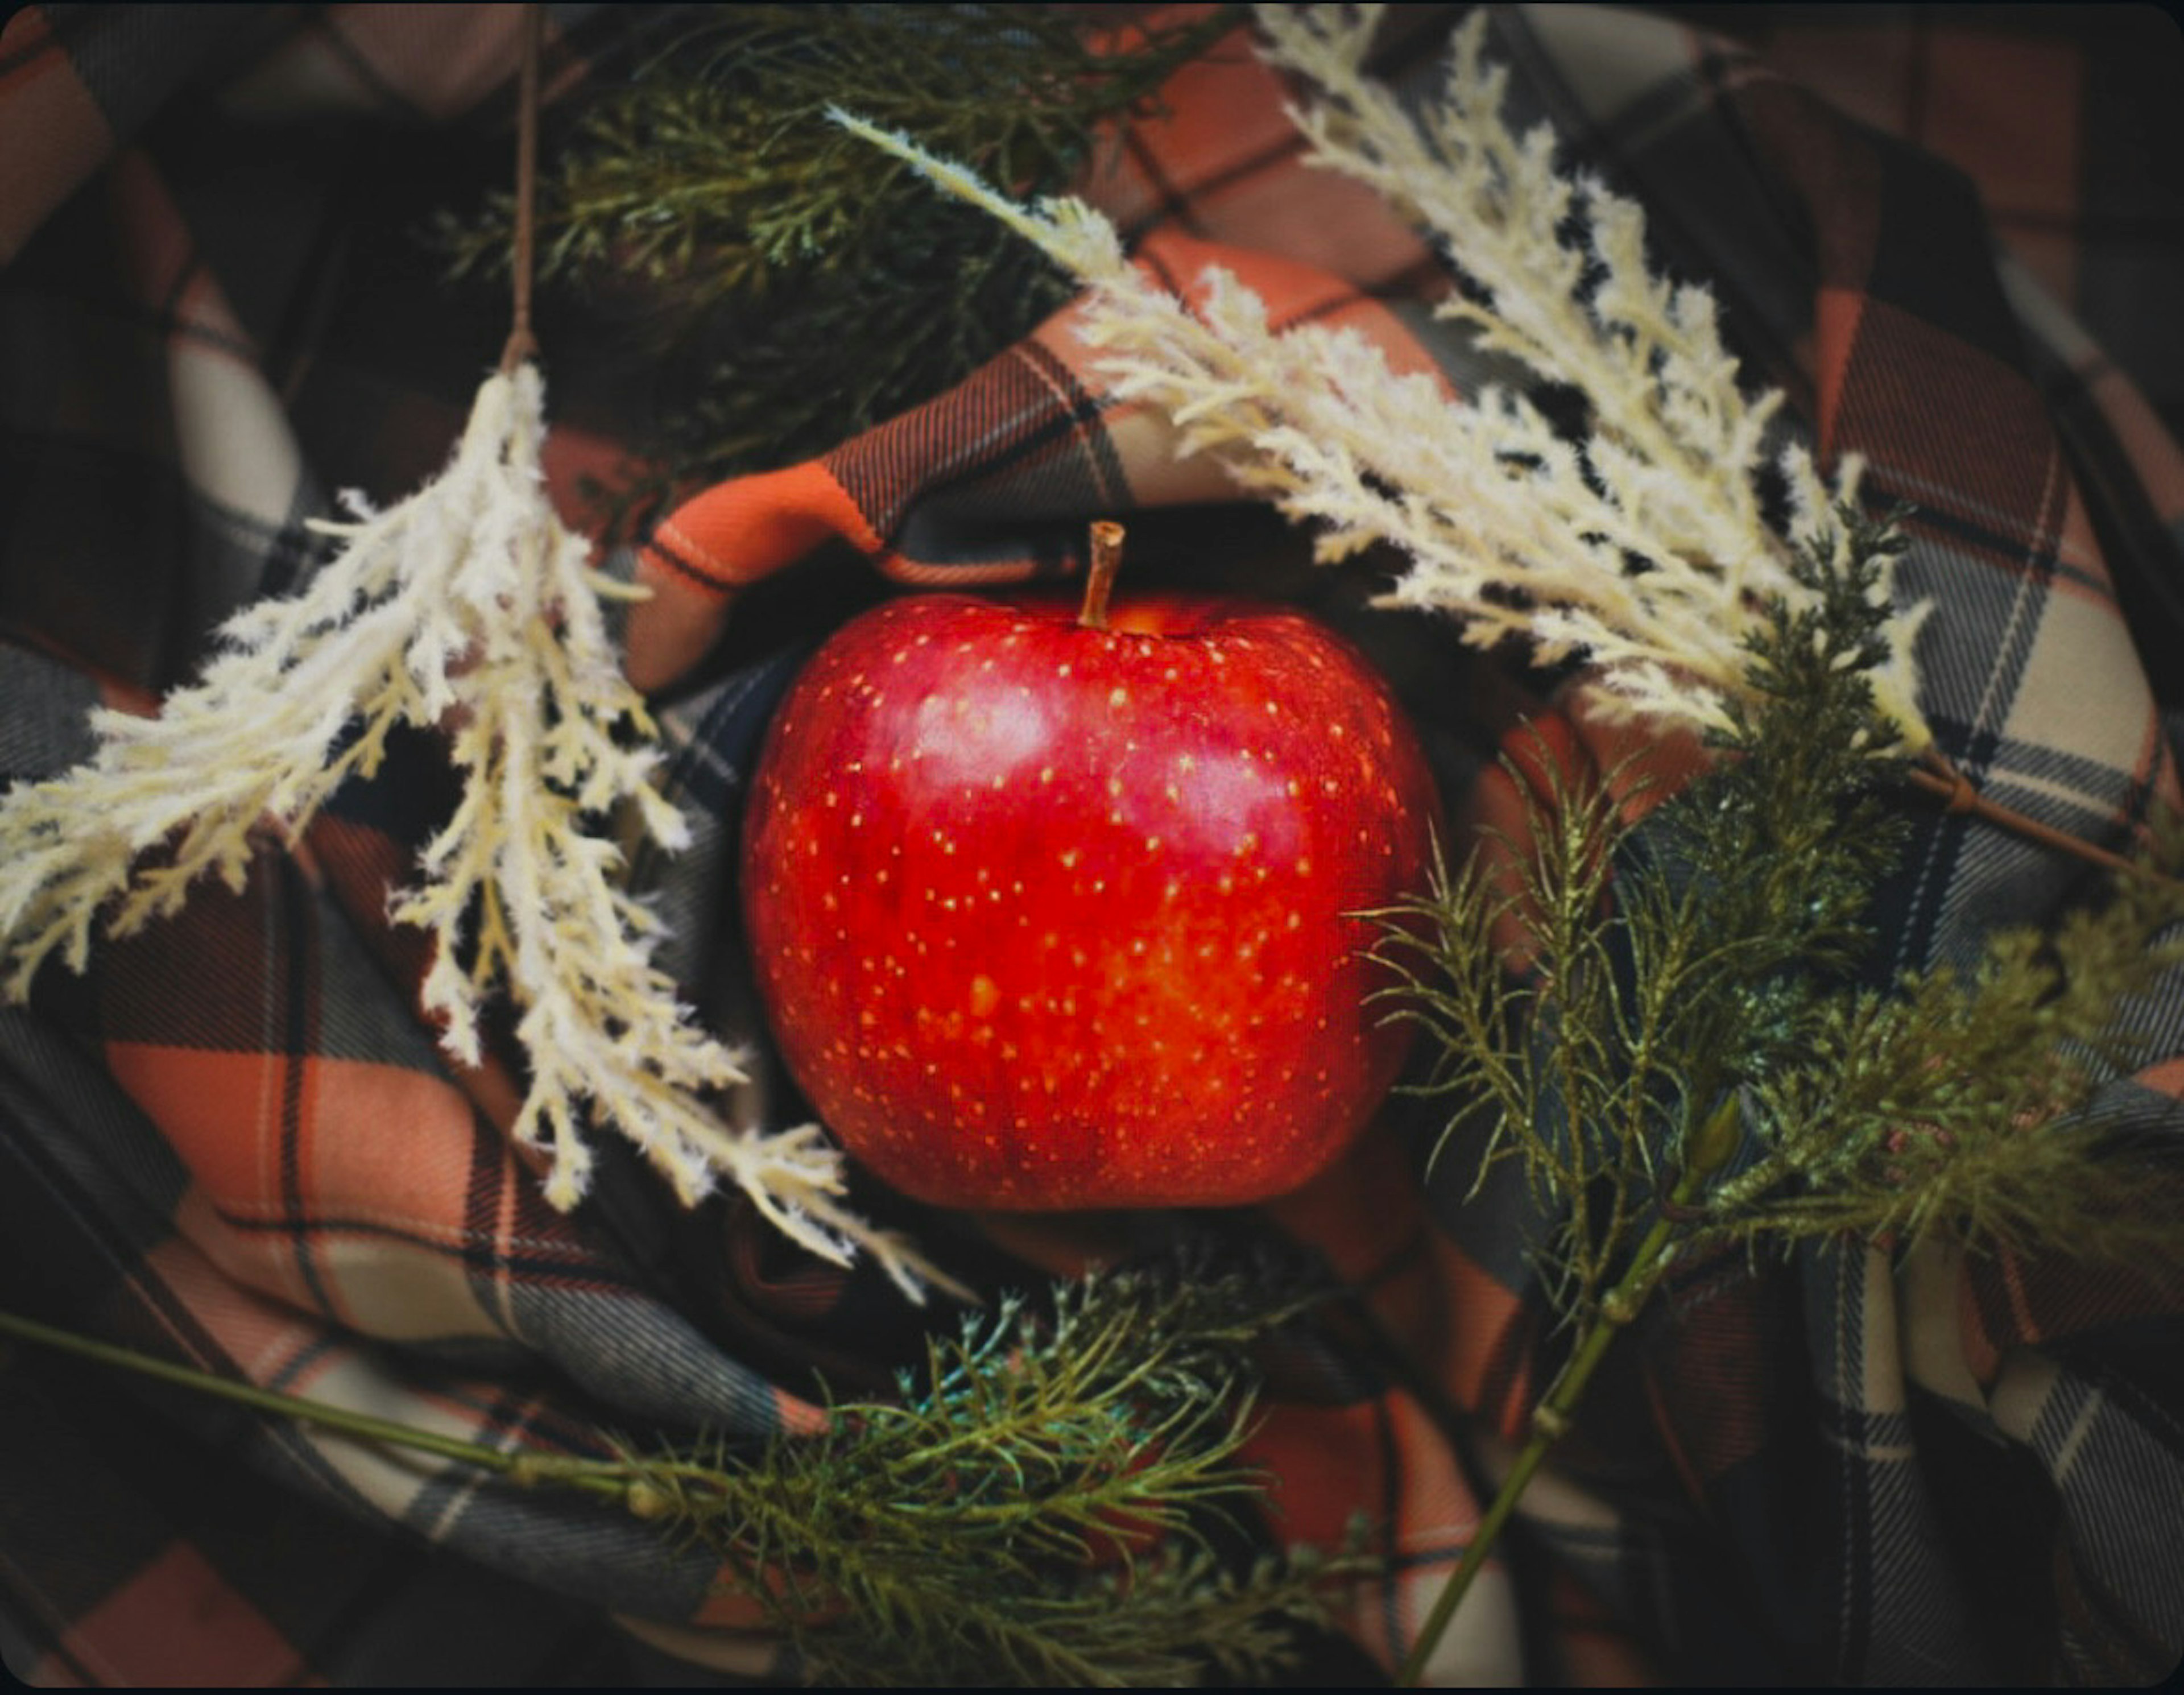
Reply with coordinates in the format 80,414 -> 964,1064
1493,8 -> 1822,403
2016,310 -> 2184,710
642,646 -> 809,994
92,846 -> 429,1066
40,4 -> 266,139
2028,1359 -> 2184,1649
825,337 -> 1130,571
0,640 -> 103,779
0,217 -> 326,693
1654,6 -> 2184,439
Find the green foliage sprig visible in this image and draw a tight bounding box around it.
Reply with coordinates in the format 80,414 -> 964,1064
1713,824 -> 2184,1261
1381,505 -> 2184,1314
440,5 -> 1244,522
0,1262 -> 1373,1688
1376,509 -> 1921,1320
1375,507 -> 2184,1682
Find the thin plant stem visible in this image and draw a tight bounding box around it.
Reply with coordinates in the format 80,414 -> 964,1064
1078,519 -> 1123,630
1395,1098 -> 1738,1687
0,1307 -> 627,1502
500,2 -> 545,375
1904,748 -> 2153,881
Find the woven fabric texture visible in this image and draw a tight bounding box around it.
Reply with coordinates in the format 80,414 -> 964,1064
2,5 -> 2180,1686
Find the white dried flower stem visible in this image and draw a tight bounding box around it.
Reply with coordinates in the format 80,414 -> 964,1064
836,112 -> 1743,734
1252,3 -> 1931,746
1256,5 -> 1783,591
833,5 -> 1932,750
0,363 -> 952,1301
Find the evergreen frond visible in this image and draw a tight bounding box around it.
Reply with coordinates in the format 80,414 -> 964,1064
583,1259 -> 1366,1686
1388,493 -> 2184,1284
1718,813 -> 2184,1268
1374,506 -> 1916,1318
1629,503 -> 1914,1081
437,5 -> 1244,519
0,1256 -> 1367,1688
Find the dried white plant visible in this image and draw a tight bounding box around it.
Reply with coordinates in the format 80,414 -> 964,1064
0,364 -> 946,1299
833,1 -> 1931,750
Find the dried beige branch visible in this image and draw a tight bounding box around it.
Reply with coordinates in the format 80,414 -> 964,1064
0,365 -> 950,1301
832,3 -> 1933,750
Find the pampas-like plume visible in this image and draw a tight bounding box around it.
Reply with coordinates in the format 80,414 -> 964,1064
0,365 -> 947,1300
833,2 -> 1933,751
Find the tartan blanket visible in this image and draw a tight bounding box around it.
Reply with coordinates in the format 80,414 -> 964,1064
3,3 -> 2182,1685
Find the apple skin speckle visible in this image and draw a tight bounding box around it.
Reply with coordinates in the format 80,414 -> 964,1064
741,588 -> 1440,1211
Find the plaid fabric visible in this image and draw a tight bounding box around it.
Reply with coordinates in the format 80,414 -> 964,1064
2,2 -> 2181,1686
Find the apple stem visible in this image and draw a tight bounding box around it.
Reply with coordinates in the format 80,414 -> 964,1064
1079,521 -> 1124,631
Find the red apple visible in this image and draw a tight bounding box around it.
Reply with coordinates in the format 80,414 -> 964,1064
740,533 -> 1439,1210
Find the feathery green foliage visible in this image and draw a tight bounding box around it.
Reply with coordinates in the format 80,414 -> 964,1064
578,1263 -> 1368,1686
1714,815 -> 2184,1261
439,5 -> 1244,525
1377,503 -> 2184,1313
1634,509 -> 1917,1064
1373,509 -> 1916,1317
1,1262 -> 1370,1686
